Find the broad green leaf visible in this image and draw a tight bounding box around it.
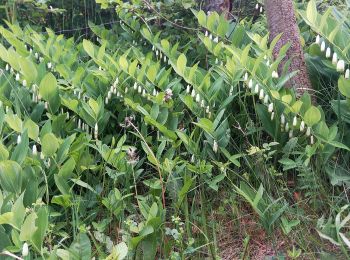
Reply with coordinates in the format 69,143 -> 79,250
304,106 -> 321,126
130,226 -> 154,248
197,10 -> 207,26
0,143 -> 9,160
24,119 -> 39,141
207,12 -> 218,31
240,44 -> 251,66
338,76 -> 350,98
51,195 -> 72,208
327,140 -> 350,151
42,133 -> 59,156
83,39 -> 95,58
20,212 -> 38,241
0,160 -> 23,194
69,233 -> 92,260
88,98 -> 100,119
306,0 -> 317,24
128,60 -> 138,76
0,226 -> 11,250
148,202 -> 158,220
71,179 -> 96,193
270,90 -> 280,99
281,94 -> 293,105
58,158 -> 75,179
147,65 -> 157,83
31,207 -> 48,250
160,39 -> 170,52
39,73 -> 60,113
12,193 -> 26,230
290,100 -> 303,114
5,113 -> 23,133
106,242 -> 128,260
0,212 -> 14,226
177,54 -> 187,75
19,57 -> 37,84
54,174 -> 70,195
217,17 -> 229,38
193,118 -> 214,134
0,193 -> 26,229
119,56 -> 129,71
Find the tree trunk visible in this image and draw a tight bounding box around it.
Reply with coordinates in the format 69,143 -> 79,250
264,0 -> 315,101
203,0 -> 232,19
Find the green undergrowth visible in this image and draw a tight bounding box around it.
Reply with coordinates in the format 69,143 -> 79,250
0,0 -> 349,259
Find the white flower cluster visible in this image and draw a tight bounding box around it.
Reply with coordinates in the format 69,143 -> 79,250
279,113 -> 314,144
105,77 -> 123,104
244,72 -> 315,144
152,45 -> 168,63
76,117 -> 91,134
152,88 -> 159,97
245,73 -> 270,106
186,84 -> 211,118
5,63 -> 46,110
203,31 -> 224,66
32,47 -> 46,64
4,48 -> 100,143
31,84 -> 40,103
132,81 -> 152,100
315,35 -> 349,79
204,30 -> 219,44
255,3 -> 263,13
262,54 -> 273,67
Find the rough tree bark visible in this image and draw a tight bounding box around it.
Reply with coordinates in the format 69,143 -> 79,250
203,0 -> 232,19
264,0 -> 315,100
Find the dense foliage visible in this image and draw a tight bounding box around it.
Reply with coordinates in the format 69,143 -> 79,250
0,0 -> 350,259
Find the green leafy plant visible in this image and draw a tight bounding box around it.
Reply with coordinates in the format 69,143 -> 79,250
0,0 -> 349,258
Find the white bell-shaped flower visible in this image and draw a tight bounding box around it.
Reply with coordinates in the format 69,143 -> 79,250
259,89 -> 264,100
315,35 -> 320,45
248,79 -> 253,89
306,127 -> 311,137
268,103 -> 273,113
213,140 -> 218,153
271,112 -> 275,120
289,130 -> 294,138
337,60 -> 345,72
332,52 -> 338,65
254,84 -> 259,94
285,122 -> 289,132
191,89 -> 196,97
281,114 -> 285,125
300,121 -> 305,132
263,94 -> 269,104
22,243 -> 29,257
244,72 -> 248,81
345,69 -> 350,79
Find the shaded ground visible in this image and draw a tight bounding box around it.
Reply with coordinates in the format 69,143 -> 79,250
214,205 -> 342,260
217,213 -> 285,259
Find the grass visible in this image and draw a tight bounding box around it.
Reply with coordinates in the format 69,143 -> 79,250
0,0 -> 350,259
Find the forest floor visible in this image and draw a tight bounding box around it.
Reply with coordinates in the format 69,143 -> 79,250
215,205 -> 342,260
